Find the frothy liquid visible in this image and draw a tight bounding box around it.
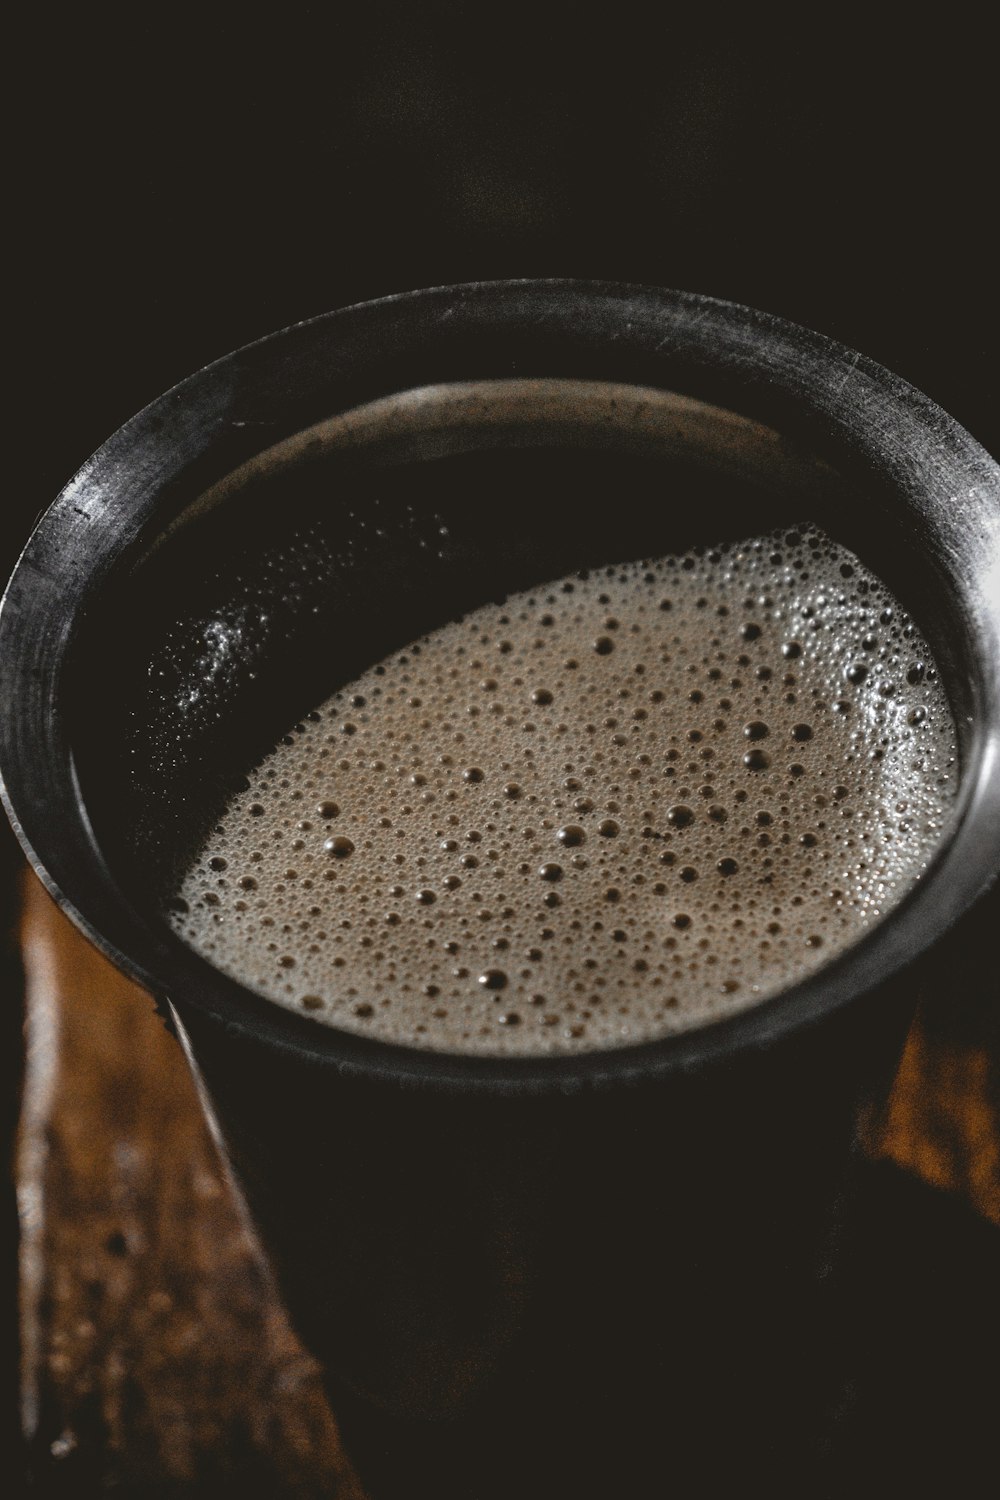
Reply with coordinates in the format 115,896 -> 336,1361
166,528 -> 957,1054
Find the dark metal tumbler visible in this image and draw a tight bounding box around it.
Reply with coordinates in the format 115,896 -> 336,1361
2,284 -> 998,1496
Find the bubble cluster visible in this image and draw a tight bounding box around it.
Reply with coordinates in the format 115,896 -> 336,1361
167,527 -> 958,1056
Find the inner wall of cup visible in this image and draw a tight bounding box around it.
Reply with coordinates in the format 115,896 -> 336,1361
68,379 -> 971,922
152,379 -> 844,538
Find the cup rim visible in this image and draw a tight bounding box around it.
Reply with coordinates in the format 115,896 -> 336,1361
2,278 -> 999,1094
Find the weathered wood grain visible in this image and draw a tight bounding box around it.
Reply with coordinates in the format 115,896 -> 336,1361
18,872 -> 367,1496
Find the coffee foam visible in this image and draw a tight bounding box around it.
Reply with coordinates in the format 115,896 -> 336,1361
165,527 -> 957,1055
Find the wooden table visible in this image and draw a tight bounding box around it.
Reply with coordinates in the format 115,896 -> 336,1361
10,867 -> 999,1495
14,871 -> 365,1497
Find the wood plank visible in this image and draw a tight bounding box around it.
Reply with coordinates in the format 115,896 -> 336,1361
18,872 -> 367,1496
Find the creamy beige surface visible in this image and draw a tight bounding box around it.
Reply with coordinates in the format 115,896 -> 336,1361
167,527 -> 957,1054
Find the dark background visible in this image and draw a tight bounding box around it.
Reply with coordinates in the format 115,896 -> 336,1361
10,4 -> 998,552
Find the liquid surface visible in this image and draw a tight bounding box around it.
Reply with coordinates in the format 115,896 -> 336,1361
166,528 -> 957,1054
